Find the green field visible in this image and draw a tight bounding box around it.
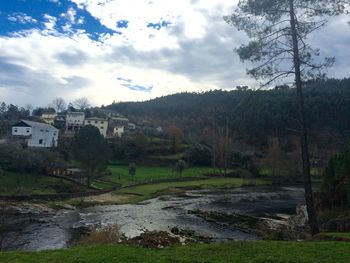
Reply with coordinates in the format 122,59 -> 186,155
102,165 -> 221,186
1,241 -> 349,263
0,172 -> 85,195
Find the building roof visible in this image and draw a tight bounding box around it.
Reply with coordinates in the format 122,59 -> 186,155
111,116 -> 129,121
13,120 -> 58,131
85,117 -> 107,121
66,111 -> 85,116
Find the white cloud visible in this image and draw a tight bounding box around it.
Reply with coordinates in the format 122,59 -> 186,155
7,13 -> 37,24
0,0 -> 349,108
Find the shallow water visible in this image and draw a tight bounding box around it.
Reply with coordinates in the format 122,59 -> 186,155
2,186 -> 304,251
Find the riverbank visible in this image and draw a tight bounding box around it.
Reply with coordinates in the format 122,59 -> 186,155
1,241 -> 349,263
70,177 -> 268,206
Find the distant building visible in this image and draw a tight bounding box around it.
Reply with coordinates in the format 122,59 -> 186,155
41,113 -> 57,125
111,116 -> 129,127
54,114 -> 66,130
128,123 -> 136,131
85,117 -> 108,137
66,111 -> 85,132
12,120 -> 59,147
108,116 -> 129,137
113,126 -> 124,138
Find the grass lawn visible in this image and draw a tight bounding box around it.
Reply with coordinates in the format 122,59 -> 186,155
315,232 -> 350,241
0,171 -> 85,195
114,177 -> 266,204
1,241 -> 349,263
103,165 -> 221,187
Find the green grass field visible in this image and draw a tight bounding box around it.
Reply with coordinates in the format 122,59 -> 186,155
1,241 -> 349,263
0,172 -> 85,195
103,165 -> 221,186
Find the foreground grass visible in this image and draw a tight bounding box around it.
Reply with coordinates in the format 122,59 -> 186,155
315,232 -> 350,241
114,178 -> 267,204
1,241 -> 349,263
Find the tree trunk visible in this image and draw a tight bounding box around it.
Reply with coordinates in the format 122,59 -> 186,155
86,168 -> 91,187
289,0 -> 319,235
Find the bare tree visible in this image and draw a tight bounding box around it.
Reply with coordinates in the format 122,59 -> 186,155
73,97 -> 91,110
224,0 -> 346,235
24,104 -> 33,116
51,97 -> 66,113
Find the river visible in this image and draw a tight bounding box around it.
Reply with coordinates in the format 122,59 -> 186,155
2,186 -> 305,251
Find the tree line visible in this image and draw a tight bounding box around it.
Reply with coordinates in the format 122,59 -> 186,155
106,78 -> 350,141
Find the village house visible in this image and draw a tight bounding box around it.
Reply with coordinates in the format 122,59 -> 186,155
85,117 -> 108,137
54,114 -> 66,130
66,111 -> 85,132
41,112 -> 57,125
12,120 -> 59,147
108,116 -> 129,137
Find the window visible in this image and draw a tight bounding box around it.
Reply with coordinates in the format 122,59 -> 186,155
39,139 -> 43,144
40,129 -> 44,132
95,121 -> 98,124
26,129 -> 30,133
14,128 -> 18,133
53,132 -> 57,136
100,127 -> 104,129
100,121 -> 104,124
88,121 -> 91,123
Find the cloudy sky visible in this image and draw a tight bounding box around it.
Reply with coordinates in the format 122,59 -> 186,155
0,0 -> 349,107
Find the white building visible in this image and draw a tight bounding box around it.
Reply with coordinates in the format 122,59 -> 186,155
84,117 -> 108,137
12,120 -> 59,147
41,113 -> 57,125
66,111 -> 85,132
113,126 -> 124,138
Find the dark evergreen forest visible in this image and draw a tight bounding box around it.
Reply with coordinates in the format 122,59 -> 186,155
107,78 -> 350,142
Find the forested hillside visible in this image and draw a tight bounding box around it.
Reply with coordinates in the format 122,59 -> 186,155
107,78 -> 350,142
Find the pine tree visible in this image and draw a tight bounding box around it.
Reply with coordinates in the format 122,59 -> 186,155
224,0 -> 346,235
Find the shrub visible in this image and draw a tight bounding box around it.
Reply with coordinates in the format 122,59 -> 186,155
175,159 -> 187,176
186,143 -> 212,166
129,162 -> 136,177
78,224 -> 122,246
0,142 -> 66,174
321,144 -> 350,208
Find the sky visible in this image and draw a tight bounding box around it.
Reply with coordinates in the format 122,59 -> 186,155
0,0 -> 349,107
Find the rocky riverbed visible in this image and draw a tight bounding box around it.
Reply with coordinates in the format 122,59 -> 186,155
1,186 -> 307,251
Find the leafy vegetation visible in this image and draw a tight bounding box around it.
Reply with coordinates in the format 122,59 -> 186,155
72,125 -> 110,186
321,142 -> 350,208
106,79 -> 350,141
0,171 -> 84,195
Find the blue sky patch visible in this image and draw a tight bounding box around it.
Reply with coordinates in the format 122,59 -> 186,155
117,76 -> 153,92
147,20 -> 171,30
116,20 -> 128,28
0,0 -> 115,40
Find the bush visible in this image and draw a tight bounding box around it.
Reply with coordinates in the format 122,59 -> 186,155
78,224 -> 122,246
0,142 -> 66,174
186,143 -> 212,166
129,162 -> 136,177
175,159 -> 187,175
321,143 -> 350,208
231,152 -> 259,177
